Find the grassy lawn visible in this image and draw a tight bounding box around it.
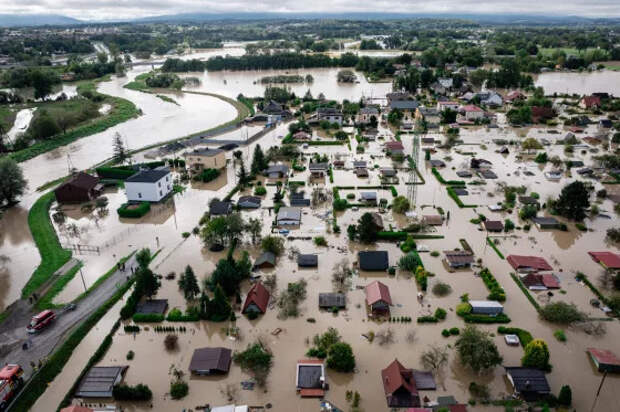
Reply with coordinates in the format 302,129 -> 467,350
539,47 -> 596,57
123,72 -> 150,91
0,106 -> 16,132
8,80 -> 139,163
35,262 -> 82,310
604,64 -> 620,71
22,192 -> 72,298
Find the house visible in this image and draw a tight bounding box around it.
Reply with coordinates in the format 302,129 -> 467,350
505,91 -> 526,103
290,192 -> 311,207
359,251 -> 389,271
416,107 -> 440,128
422,215 -> 443,226
242,282 -> 270,314
437,101 -> 460,112
599,119 -> 613,129
253,252 -> 276,269
362,128 -> 379,141
298,254 -> 318,268
265,164 -> 289,179
319,293 -> 346,309
75,366 -> 127,398
430,82 -> 446,95
353,160 -> 367,169
356,107 -> 379,125
444,251 -> 474,268
588,251 -> 620,270
333,159 -> 345,169
531,217 -> 561,230
189,347 -> 232,375
470,158 -> 492,169
438,77 -> 453,89
531,106 -> 555,123
521,273 -> 560,290
277,207 -> 301,226
389,100 -> 420,125
483,220 -> 504,232
461,105 -> 484,121
386,92 -> 412,105
504,367 -> 551,401
480,170 -> 498,179
360,192 -> 377,204
293,131 -> 311,141
355,168 -> 369,177
507,255 -> 552,273
260,100 -> 292,118
587,348 -> 620,373
381,359 -> 420,408
385,141 -> 405,155
518,196 -> 540,207
184,148 -> 226,173
317,107 -> 343,125
210,200 -> 233,216
210,405 -> 250,412
237,196 -> 261,209
125,168 -> 172,202
456,170 -> 472,178
54,172 -> 103,203
545,170 -> 562,182
579,95 -> 601,109
136,299 -> 168,315
421,137 -> 435,145
365,280 -> 392,314
309,162 -> 329,178
296,359 -> 327,397
381,168 -> 397,178
481,92 -> 503,107
469,300 -> 503,316
429,159 -> 445,168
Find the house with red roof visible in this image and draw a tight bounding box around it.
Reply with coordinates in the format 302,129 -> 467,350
588,251 -> 620,270
242,282 -> 270,314
587,348 -> 620,373
507,255 -> 552,273
505,91 -> 526,103
384,141 -> 405,156
381,359 -> 420,408
521,273 -> 560,290
461,105 -> 484,121
365,280 -> 392,316
579,95 -> 601,110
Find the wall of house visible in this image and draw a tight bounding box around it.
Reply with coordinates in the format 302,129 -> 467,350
125,175 -> 172,202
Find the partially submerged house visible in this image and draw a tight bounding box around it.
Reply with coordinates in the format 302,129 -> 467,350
125,168 -> 172,202
253,252 -> 276,269
316,107 -> 343,125
135,299 -> 168,315
54,172 -> 103,203
507,255 -> 552,273
237,196 -> 261,209
360,191 -> 377,205
444,251 -> 474,269
385,141 -> 405,156
365,280 -> 392,315
356,106 -> 379,125
242,282 -> 270,314
587,348 -> 620,373
277,207 -> 301,226
210,200 -> 233,216
531,217 -> 561,230
504,367 -> 551,401
296,359 -> 327,397
298,254 -> 318,268
189,347 -> 232,375
75,366 -> 128,398
588,251 -> 620,271
579,95 -> 601,110
381,359 -> 420,408
422,215 -> 443,226
483,220 -> 504,232
319,293 -> 346,309
265,164 -> 289,179
521,273 -> 560,290
469,300 -> 503,316
461,105 -> 484,121
309,162 -> 329,178
290,192 -> 311,207
184,148 -> 226,173
359,251 -> 389,271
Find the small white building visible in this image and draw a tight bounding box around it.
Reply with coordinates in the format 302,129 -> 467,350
437,101 -> 460,112
125,168 -> 173,202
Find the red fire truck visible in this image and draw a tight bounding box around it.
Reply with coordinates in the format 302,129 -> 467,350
26,309 -> 55,333
0,364 -> 24,410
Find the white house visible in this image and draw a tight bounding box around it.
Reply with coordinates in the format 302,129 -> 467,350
437,101 -> 460,112
125,168 -> 173,202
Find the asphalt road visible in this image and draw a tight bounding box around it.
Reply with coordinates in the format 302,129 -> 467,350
0,255 -> 137,379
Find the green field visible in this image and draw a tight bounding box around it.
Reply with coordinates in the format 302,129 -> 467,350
0,106 -> 16,132
539,47 -> 597,57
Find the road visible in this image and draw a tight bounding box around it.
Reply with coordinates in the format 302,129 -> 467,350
0,255 -> 137,378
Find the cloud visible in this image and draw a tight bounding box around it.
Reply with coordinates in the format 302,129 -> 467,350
1,0 -> 619,20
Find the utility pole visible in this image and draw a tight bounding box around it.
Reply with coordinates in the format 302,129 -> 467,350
590,371 -> 608,412
79,267 -> 87,292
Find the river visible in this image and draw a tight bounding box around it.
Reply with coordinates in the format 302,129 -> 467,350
535,70 -> 620,96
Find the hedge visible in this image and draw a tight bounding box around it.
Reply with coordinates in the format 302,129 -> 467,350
463,313 -> 511,323
132,313 -> 165,322
575,273 -> 620,316
390,186 -> 398,197
497,326 -> 533,347
479,268 -> 506,302
417,315 -> 439,323
11,279 -> 134,411
431,167 -> 466,186
95,166 -> 136,180
486,237 -> 505,259
166,308 -> 200,322
447,186 -> 477,208
117,202 -> 151,218
378,231 -> 444,241
510,273 -> 541,310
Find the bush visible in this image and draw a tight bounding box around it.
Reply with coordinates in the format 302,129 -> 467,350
164,334 -> 179,350
124,325 -> 140,333
497,326 -> 533,347
254,185 -> 267,196
313,236 -> 327,246
126,350 -> 135,360
434,308 -> 447,320
553,329 -> 567,342
558,385 -> 572,406
442,329 -> 451,337
417,315 -> 439,323
117,202 -> 150,218
113,383 -> 153,401
196,168 -> 220,183
479,268 -> 506,301
170,380 -> 189,399
522,339 -> 550,370
432,281 -> 452,297
449,327 -> 460,335
95,166 -> 136,179
456,302 -> 472,316
132,313 -> 164,322
539,302 -> 585,324
463,313 -> 511,324
326,342 -> 356,372
504,219 -> 515,231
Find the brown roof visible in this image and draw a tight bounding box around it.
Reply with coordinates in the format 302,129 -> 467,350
62,172 -> 99,190
189,347 -> 232,373
365,281 -> 392,306
581,96 -> 601,108
422,215 -> 443,225
444,251 -> 474,265
507,255 -> 552,272
483,220 -> 504,231
242,282 -> 270,313
382,359 -> 418,397
385,141 -> 404,150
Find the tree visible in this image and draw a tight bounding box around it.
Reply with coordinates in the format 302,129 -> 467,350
539,302 -> 585,324
455,326 -> 503,373
137,267 -> 160,299
261,235 -> 285,256
356,212 -> 380,243
440,109 -> 457,124
237,159 -> 249,185
201,216 -> 228,246
327,342 -> 356,372
112,132 -> 128,164
558,385 -> 572,406
521,137 -> 543,152
245,217 -> 263,244
178,265 -> 200,300
251,144 -> 267,175
332,259 -> 353,293
521,339 -> 550,370
208,284 -> 232,321
31,70 -> 54,100
392,196 -> 410,214
421,344 -> 449,375
0,157 -> 27,205
555,181 -> 590,221
233,342 -> 273,387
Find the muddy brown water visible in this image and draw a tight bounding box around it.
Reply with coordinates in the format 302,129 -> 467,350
2,56 -> 620,410
535,70 -> 620,96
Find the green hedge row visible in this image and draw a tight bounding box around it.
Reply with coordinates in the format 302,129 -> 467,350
497,326 -> 533,347
479,268 -> 506,302
377,231 -> 444,241
447,186 -> 477,208
417,315 -> 439,323
464,313 -> 511,323
96,167 -> 136,179
486,237 -> 505,259
431,167 -> 466,186
132,313 -> 165,322
510,273 -> 541,310
575,273 -> 619,316
117,202 -> 151,218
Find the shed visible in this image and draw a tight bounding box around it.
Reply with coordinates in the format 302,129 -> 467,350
469,300 -> 503,316
319,293 -> 346,309
429,159 -> 446,168
483,220 -> 504,232
452,188 -> 468,196
504,367 -> 550,401
355,168 -> 369,177
456,170 -> 472,178
422,215 -> 443,226
253,252 -> 276,269
189,347 -> 232,375
54,172 -> 103,203
298,254 -> 318,268
277,207 -> 301,226
480,170 -> 498,179
242,282 -> 270,314
444,251 -> 474,268
587,348 -> 620,373
358,251 -> 389,271
75,366 -> 127,398
290,192 -> 311,207
531,217 -> 561,230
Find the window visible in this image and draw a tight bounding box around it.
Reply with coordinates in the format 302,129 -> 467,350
138,193 -> 142,198
159,191 -> 162,196
166,176 -> 169,181
158,182 -> 161,187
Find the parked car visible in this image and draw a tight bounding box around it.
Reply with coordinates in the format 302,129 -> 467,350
26,310 -> 55,334
0,364 -> 24,410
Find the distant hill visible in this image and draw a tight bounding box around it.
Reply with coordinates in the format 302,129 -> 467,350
0,14 -> 82,27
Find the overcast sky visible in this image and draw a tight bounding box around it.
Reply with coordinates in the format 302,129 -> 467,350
1,0 -> 619,20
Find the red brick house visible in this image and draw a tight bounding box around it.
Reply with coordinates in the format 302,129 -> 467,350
242,282 -> 270,314
381,359 -> 420,408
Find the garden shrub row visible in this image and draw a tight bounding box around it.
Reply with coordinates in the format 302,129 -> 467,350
447,186 -> 477,208
431,167 -> 466,186
117,202 -> 151,218
479,268 -> 506,302
95,167 -> 136,179
497,326 -> 533,347
486,237 -> 505,259
166,308 -> 200,322
575,272 -> 619,316
510,273 -> 541,310
463,313 -> 511,323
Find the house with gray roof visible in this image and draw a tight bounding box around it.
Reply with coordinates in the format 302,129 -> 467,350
277,207 -> 301,226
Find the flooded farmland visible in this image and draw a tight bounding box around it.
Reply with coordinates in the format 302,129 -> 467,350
535,70 -> 620,96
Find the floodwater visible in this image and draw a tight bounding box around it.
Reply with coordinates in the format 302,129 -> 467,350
5,107 -> 35,143
34,116 -> 620,411
535,70 -> 620,96
182,68 -> 392,101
